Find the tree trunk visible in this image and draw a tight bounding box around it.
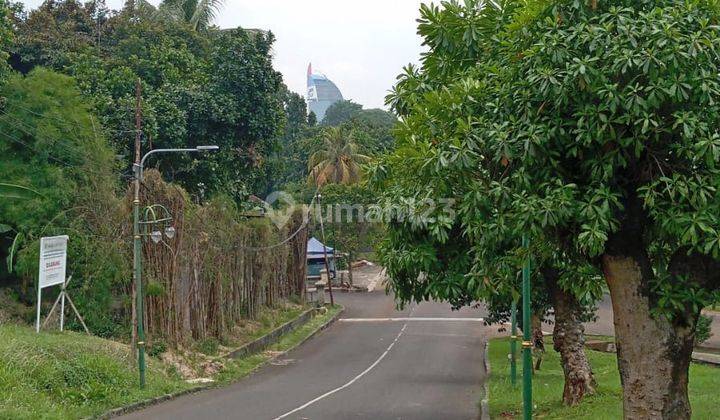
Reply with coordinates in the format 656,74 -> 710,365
603,254 -> 696,420
546,271 -> 595,406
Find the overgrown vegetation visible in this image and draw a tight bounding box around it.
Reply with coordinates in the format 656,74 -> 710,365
0,0 -> 312,348
9,0 -> 285,200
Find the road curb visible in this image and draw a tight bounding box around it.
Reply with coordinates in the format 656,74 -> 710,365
92,305 -> 344,419
225,307 -> 318,359
93,385 -> 209,419
285,305 -> 345,352
480,340 -> 490,420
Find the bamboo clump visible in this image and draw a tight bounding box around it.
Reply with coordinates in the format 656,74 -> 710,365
134,170 -> 308,346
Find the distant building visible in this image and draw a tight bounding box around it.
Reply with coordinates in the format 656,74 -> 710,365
306,63 -> 343,122
306,237 -> 336,278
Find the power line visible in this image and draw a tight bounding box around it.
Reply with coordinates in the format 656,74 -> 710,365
0,109 -> 89,159
0,129 -> 75,167
231,188 -> 320,252
0,116 -> 121,180
2,99 -> 139,135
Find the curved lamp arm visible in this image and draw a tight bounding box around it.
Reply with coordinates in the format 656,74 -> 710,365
135,146 -> 219,180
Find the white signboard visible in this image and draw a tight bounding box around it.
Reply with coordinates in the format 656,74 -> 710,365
39,235 -> 68,288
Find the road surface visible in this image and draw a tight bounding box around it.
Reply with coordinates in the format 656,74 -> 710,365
120,291 -> 491,420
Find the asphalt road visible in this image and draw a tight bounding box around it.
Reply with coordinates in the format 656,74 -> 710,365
120,291 -> 491,420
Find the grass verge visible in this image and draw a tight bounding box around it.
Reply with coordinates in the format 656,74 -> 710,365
0,305 -> 342,419
0,324 -> 190,420
487,337 -> 720,419
216,305 -> 342,384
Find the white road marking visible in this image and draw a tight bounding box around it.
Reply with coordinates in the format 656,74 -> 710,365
338,317 -> 485,322
272,309 -> 415,420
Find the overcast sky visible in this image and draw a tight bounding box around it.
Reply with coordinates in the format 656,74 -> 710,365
19,0 -> 427,109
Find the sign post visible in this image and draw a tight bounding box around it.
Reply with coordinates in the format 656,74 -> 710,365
35,235 -> 88,334
36,235 -> 69,333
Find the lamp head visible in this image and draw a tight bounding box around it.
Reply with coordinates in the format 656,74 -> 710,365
164,226 -> 176,239
150,230 -> 162,244
196,145 -> 219,151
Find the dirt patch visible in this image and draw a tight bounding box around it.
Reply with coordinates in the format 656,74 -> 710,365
160,348 -> 227,380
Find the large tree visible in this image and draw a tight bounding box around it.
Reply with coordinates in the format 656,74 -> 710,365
487,2 -> 720,417
10,1 -> 286,200
379,0 -> 720,417
321,99 -> 362,126
373,0 -> 603,406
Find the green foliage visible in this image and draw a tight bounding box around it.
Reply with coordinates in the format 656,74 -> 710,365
148,339 -> 168,358
11,1 -> 286,201
194,337 -> 220,355
0,0 -> 12,83
315,183 -> 382,263
308,126 -> 371,187
377,0 -> 720,318
372,0 -> 577,309
488,337 -> 720,419
159,0 -> 225,31
322,100 -> 363,126
695,314 -> 713,346
0,68 -> 126,336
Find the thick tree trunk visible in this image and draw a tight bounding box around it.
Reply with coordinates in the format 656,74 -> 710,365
603,254 -> 696,420
546,272 -> 595,406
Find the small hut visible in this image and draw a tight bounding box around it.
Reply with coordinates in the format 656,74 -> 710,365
306,237 -> 336,279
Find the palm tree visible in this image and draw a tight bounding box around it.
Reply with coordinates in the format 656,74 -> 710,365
307,127 -> 370,187
155,0 -> 225,32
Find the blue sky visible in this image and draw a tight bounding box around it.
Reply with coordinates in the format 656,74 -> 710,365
18,0 -> 427,109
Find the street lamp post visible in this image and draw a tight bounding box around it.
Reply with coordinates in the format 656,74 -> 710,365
521,235 -> 532,419
132,146 -> 218,388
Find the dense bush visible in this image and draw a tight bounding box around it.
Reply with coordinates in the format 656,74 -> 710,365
0,68 -> 127,336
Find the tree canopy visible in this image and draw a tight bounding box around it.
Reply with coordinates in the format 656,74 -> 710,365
9,0 -> 285,200
375,0 -> 720,417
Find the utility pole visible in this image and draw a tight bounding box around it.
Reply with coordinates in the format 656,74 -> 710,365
316,192 -> 334,306
521,235 -> 532,419
132,78 -> 147,388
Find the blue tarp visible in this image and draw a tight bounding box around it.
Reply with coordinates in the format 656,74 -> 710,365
307,237 -> 333,257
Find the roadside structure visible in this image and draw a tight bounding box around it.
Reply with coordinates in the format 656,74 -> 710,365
306,237 -> 336,278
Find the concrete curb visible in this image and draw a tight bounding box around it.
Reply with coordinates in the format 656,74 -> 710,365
480,340 -> 491,420
287,305 -> 345,351
225,307 -> 318,359
92,305 -> 345,419
93,385 -> 209,419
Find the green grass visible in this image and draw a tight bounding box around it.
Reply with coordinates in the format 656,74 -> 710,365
0,305 -> 342,419
0,324 -> 190,420
243,305 -> 307,343
487,337 -> 720,419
